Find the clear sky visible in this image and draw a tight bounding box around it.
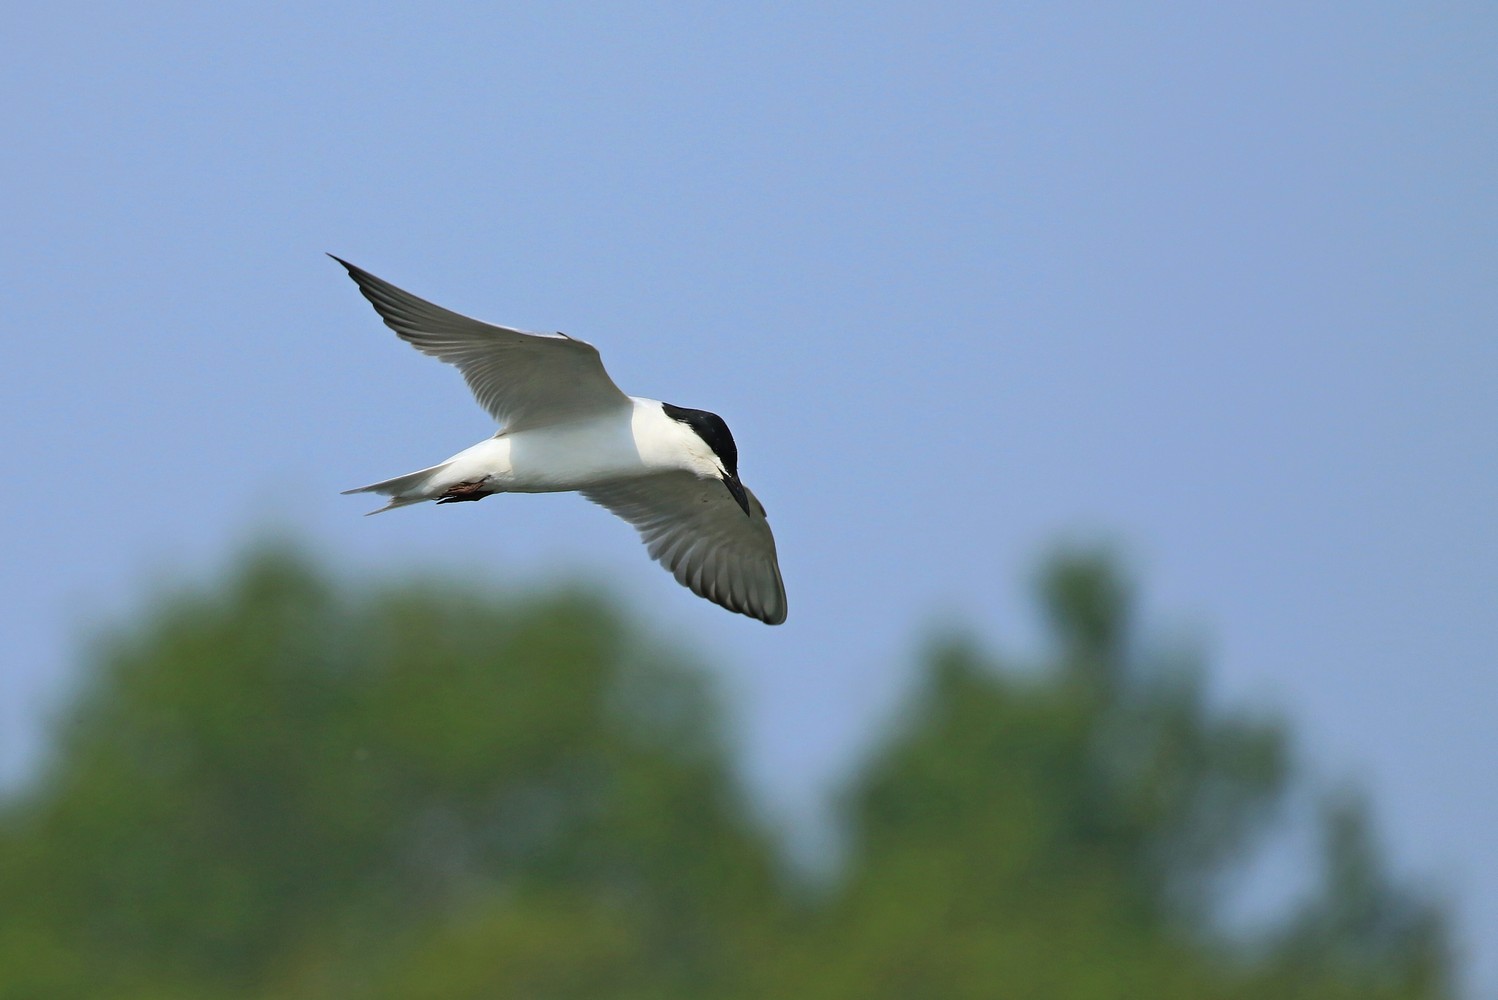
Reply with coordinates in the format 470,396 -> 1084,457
5,3 -> 1495,992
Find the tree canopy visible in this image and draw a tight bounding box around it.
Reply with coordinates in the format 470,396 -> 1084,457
0,545 -> 1453,998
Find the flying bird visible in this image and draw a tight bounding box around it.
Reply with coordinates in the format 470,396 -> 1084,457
332,256 -> 787,625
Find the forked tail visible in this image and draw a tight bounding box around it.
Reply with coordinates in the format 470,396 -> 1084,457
341,462 -> 453,515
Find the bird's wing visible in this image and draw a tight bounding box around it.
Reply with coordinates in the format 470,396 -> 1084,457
332,256 -> 632,430
582,472 -> 787,625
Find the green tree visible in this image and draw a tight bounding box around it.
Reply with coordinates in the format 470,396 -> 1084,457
1267,789 -> 1452,999
755,549 -> 1450,999
0,546 -> 776,999
0,544 -> 1457,998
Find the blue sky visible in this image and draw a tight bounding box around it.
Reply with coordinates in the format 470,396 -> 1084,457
5,2 -> 1495,991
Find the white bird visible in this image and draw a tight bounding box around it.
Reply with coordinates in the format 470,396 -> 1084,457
332,256 -> 787,625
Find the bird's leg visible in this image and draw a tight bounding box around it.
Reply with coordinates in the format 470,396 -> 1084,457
435,478 -> 492,504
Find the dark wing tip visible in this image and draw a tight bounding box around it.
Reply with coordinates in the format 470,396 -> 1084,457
725,565 -> 787,625
327,254 -> 375,285
326,256 -> 416,328
328,256 -> 393,295
759,582 -> 789,625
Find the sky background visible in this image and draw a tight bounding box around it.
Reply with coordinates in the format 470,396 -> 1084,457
4,2 -> 1494,993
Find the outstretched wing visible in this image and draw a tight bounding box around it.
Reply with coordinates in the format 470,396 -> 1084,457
332,256 -> 632,431
583,472 -> 787,625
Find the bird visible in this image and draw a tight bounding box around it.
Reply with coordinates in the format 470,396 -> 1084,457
331,256 -> 787,625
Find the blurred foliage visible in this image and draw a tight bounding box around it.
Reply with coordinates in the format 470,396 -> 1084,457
0,545 -> 1454,998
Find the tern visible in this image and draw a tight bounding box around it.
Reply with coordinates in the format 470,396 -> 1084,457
332,256 -> 787,625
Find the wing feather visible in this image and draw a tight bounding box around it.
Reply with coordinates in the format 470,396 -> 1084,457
331,256 -> 631,430
582,472 -> 787,625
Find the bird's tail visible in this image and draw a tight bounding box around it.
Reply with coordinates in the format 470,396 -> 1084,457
341,462 -> 453,515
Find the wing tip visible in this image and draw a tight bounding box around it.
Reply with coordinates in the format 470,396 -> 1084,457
755,587 -> 789,626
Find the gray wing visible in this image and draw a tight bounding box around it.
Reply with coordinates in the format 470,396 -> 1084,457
582,472 -> 787,625
332,256 -> 632,430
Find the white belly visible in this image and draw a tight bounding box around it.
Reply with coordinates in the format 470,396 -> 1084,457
438,418 -> 649,494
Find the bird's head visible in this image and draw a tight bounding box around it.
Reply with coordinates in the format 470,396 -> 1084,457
661,402 -> 752,516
